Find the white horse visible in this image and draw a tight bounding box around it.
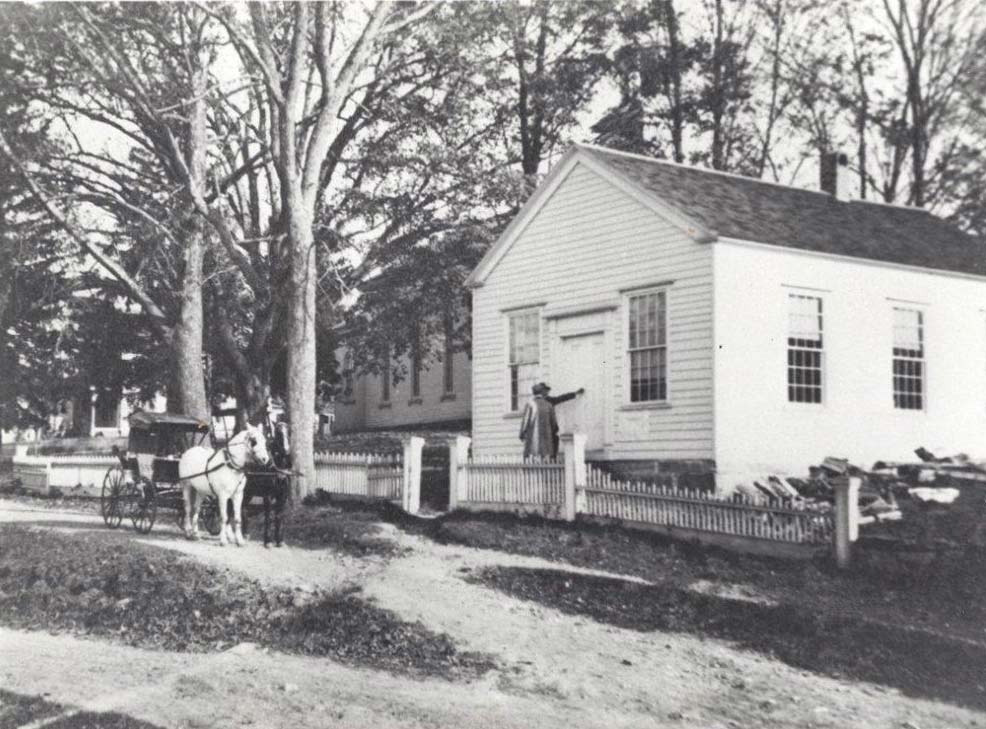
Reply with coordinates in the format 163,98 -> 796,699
179,423 -> 270,546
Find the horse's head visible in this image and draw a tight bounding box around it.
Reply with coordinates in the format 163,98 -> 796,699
247,422 -> 272,466
230,422 -> 271,468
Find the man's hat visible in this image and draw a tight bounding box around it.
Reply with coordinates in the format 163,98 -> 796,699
532,382 -> 551,394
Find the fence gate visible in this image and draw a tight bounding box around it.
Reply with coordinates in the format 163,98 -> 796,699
421,445 -> 450,511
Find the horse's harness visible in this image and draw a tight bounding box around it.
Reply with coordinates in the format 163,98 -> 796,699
183,436 -> 254,501
185,421 -> 291,504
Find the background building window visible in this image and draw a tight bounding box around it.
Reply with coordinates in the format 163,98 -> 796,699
787,294 -> 823,404
627,290 -> 667,402
893,307 -> 924,410
380,347 -> 391,403
443,319 -> 455,395
93,392 -> 119,428
508,310 -> 540,411
342,351 -> 354,399
410,327 -> 421,399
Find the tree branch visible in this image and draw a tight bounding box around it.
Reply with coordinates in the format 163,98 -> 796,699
0,129 -> 172,336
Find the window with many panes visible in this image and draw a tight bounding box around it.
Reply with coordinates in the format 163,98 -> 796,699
787,294 -> 823,404
893,307 -> 924,410
627,290 -> 667,402
508,310 -> 540,411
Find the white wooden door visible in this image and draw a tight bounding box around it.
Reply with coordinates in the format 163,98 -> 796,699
553,332 -> 607,451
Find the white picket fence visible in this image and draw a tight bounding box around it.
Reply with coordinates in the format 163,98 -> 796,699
313,438 -> 423,513
582,464 -> 834,545
462,455 -> 565,507
313,452 -> 403,501
449,434 -> 850,559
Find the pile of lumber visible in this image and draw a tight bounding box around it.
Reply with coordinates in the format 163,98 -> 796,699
730,447 -> 981,524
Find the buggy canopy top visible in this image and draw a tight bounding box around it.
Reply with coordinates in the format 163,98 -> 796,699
128,411 -> 210,433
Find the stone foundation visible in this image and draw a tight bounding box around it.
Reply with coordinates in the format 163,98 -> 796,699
588,459 -> 717,492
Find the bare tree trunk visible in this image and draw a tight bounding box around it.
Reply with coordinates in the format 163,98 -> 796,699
663,0 -> 686,163
286,209 -> 316,498
167,219 -> 208,419
909,76 -> 927,207
843,7 -> 870,199
710,0 -> 725,170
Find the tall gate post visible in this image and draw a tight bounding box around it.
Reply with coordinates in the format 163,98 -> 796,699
833,475 -> 861,569
402,436 -> 424,515
560,432 -> 587,522
448,436 -> 471,511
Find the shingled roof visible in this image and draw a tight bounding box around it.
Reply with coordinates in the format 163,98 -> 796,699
579,144 -> 986,278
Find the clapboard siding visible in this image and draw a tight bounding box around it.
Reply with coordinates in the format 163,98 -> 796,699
472,160 -> 714,458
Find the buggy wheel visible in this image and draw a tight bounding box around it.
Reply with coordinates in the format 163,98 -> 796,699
101,466 -> 126,529
129,478 -> 157,534
201,496 -> 222,536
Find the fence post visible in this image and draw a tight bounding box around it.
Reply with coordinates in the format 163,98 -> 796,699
832,475 -> 861,569
560,432 -> 586,522
402,436 -> 424,515
448,436 -> 471,511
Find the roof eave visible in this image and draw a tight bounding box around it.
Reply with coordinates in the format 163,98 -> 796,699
716,235 -> 986,282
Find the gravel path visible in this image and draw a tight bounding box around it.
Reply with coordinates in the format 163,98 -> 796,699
1,498 -> 984,729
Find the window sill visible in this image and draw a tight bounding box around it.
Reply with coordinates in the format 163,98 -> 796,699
377,402 -> 392,410
407,398 -> 423,406
782,402 -> 827,414
440,393 -> 457,402
619,402 -> 672,411
503,411 -> 523,419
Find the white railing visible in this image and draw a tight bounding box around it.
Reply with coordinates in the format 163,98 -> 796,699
9,444 -> 422,514
11,453 -> 118,495
47,455 -> 118,492
582,465 -> 834,545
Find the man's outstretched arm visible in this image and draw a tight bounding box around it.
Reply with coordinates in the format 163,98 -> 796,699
546,388 -> 584,406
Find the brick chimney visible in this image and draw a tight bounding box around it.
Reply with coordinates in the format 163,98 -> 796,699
820,151 -> 848,197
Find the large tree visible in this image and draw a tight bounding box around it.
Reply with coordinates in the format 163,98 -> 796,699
0,3 -> 227,420
594,0 -> 774,173
203,1 -> 443,497
477,0 -> 612,180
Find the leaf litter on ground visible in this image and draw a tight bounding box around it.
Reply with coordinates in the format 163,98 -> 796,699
0,524 -> 494,681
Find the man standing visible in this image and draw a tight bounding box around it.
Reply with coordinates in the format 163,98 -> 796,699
519,382 -> 585,459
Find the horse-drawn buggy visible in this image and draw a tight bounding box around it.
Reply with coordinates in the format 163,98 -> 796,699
100,411 -> 290,546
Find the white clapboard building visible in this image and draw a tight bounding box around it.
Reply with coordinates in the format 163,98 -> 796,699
466,143 -> 986,489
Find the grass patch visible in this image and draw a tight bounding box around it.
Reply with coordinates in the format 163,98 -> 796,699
0,525 -> 493,680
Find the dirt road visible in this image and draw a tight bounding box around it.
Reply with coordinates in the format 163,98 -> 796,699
1,498 -> 982,729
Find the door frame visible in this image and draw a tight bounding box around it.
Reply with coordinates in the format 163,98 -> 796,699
550,316 -> 611,456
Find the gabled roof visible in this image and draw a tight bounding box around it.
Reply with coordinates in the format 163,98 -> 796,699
467,143 -> 986,286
